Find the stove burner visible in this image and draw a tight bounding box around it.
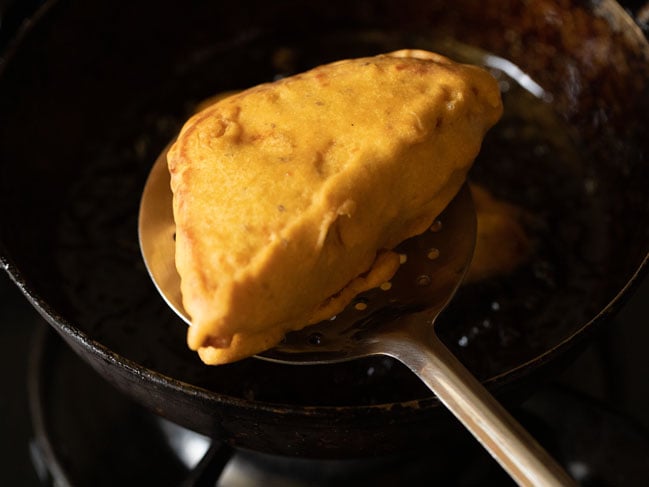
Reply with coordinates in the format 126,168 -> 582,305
27,325 -> 649,486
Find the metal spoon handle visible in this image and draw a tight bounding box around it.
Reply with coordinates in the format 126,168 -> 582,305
381,330 -> 575,487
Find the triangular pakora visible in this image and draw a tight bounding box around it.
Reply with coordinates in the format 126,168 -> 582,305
168,49 -> 502,364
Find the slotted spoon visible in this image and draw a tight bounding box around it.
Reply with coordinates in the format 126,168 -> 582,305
139,146 -> 575,486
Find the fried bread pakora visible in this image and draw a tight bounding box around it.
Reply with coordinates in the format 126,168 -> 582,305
168,49 -> 502,364
466,184 -> 532,284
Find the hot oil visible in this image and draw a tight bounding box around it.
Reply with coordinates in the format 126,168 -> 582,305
54,32 -> 609,405
426,40 -> 608,378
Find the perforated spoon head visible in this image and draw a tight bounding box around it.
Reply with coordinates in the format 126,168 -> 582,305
138,146 -> 476,365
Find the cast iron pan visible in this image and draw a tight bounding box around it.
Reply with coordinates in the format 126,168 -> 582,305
1,0 -> 648,457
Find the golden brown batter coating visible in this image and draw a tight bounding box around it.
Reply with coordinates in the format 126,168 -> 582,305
466,184 -> 532,283
168,49 -> 502,364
